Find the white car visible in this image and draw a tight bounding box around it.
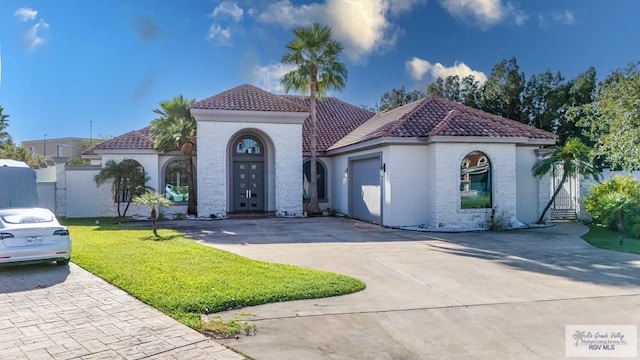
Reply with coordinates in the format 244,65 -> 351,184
0,208 -> 71,266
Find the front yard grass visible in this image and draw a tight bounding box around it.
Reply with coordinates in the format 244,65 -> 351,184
582,224 -> 640,254
64,218 -> 366,328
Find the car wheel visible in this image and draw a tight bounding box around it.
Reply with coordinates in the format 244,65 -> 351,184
56,259 -> 70,265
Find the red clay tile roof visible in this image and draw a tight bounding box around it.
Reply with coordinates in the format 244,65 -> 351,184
90,126 -> 155,152
283,96 -> 374,152
90,96 -> 372,153
91,90 -> 556,154
191,84 -> 309,113
329,97 -> 557,150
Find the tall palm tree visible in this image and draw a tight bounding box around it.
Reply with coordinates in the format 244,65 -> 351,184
281,23 -> 348,215
532,138 -> 600,224
152,95 -> 197,215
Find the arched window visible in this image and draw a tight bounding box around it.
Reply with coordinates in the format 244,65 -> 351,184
235,138 -> 261,155
460,151 -> 491,209
164,159 -> 188,203
303,160 -> 326,201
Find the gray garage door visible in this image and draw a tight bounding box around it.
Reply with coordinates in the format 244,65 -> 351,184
349,156 -> 382,224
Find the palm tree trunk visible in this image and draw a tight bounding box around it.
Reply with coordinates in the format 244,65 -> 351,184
185,155 -> 196,215
123,198 -> 133,217
151,208 -> 157,237
308,70 -> 321,214
115,181 -> 122,217
536,173 -> 567,224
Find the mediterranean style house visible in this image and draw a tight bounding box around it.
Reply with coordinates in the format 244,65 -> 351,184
59,84 -> 557,229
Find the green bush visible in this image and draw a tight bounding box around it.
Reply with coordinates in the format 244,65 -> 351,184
584,176 -> 640,237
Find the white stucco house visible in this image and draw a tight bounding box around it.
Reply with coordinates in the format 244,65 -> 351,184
61,84 -> 557,229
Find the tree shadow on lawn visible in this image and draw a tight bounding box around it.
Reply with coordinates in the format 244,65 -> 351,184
139,234 -> 182,241
424,227 -> 640,288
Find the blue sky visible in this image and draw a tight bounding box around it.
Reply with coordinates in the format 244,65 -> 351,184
0,0 -> 638,143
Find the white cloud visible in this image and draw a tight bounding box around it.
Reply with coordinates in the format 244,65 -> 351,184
388,0 -> 426,16
25,20 -> 49,51
256,0 -> 426,62
554,10 -> 575,25
406,57 -> 488,84
438,0 -> 526,28
207,24 -> 232,46
513,9 -> 528,25
539,10 -> 575,28
257,0 -> 324,27
212,1 -> 244,22
249,63 -> 298,93
207,2 -> 245,46
14,8 -> 38,21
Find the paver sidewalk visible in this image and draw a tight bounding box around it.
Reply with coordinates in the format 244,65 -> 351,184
0,263 -> 244,360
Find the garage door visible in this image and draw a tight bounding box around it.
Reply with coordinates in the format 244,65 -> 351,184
349,156 -> 382,224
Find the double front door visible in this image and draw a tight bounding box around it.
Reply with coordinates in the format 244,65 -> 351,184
233,162 -> 264,212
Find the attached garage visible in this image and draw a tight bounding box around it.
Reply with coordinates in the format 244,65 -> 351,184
349,154 -> 382,224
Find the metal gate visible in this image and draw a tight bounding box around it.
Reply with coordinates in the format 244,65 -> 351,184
551,166 -> 578,220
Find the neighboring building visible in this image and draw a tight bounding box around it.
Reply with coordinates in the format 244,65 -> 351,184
57,84 -> 557,229
22,137 -> 89,163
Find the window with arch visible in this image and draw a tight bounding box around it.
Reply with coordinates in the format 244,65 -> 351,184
235,138 -> 261,155
164,159 -> 188,203
460,151 -> 492,209
303,160 -> 326,201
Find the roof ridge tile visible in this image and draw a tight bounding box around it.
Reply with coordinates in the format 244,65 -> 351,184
381,97 -> 431,137
428,108 -> 459,137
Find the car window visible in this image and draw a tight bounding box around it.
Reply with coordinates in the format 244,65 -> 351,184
2,213 -> 54,224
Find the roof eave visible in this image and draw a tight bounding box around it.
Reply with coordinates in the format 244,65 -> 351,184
91,149 -> 159,155
422,136 -> 557,145
326,135 -> 557,156
326,137 -> 423,155
192,108 -> 309,125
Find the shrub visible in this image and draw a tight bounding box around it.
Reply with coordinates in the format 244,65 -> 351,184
584,176 -> 640,237
485,208 -> 510,231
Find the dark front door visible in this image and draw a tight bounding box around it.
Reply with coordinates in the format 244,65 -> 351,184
233,162 -> 264,212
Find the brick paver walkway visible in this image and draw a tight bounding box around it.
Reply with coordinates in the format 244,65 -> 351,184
0,263 -> 244,360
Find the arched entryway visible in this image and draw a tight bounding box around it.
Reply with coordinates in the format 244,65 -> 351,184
229,134 -> 266,212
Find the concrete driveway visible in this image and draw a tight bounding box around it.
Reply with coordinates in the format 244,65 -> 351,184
169,217 -> 640,360
0,263 -> 243,360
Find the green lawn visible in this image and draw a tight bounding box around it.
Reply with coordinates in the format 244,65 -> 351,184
64,218 -> 366,328
582,224 -> 640,254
